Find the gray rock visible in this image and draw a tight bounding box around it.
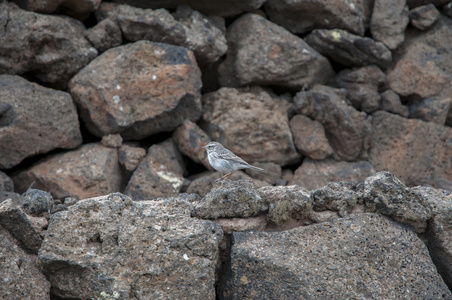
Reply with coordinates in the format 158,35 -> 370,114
12,0 -> 101,19
218,213 -> 451,299
409,3 -> 441,30
311,182 -> 362,217
39,193 -> 223,299
85,18 -> 123,53
0,171 -> 14,192
409,96 -> 452,125
380,89 -> 409,117
22,189 -> 54,217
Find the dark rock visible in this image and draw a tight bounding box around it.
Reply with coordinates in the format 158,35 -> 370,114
22,189 -> 54,218
409,3 -> 441,30
85,18 -> 123,53
0,171 -> 14,192
444,2 -> 452,18
380,89 -> 409,117
409,96 -> 452,125
12,0 -> 101,19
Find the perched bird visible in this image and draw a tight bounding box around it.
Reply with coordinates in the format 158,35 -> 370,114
203,141 -> 266,180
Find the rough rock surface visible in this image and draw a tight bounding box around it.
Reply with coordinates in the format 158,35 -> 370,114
13,143 -> 122,200
85,18 -> 123,53
0,2 -> 97,88
380,89 -> 409,117
218,13 -> 334,90
311,182 -> 361,217
202,87 -> 300,166
409,3 -> 441,31
368,111 -> 452,188
12,0 -> 101,18
69,40 -> 202,139
0,75 -> 82,169
409,96 -> 452,125
118,144 -> 146,172
218,213 -> 451,299
22,189 -> 54,217
38,193 -> 223,299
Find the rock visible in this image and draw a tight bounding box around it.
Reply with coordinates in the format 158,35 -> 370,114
289,158 -> 376,190
311,182 -> 361,217
258,185 -> 312,228
0,75 -> 82,169
328,65 -> 386,113
214,216 -> 267,234
218,13 -> 334,90
125,139 -> 185,201
118,144 -> 146,172
172,119 -> 212,169
370,0 -> 409,50
12,0 -> 101,19
202,87 -> 300,166
13,143 -> 122,200
368,111 -> 452,188
409,96 -> 452,125
0,233 -> 50,299
308,210 -> 340,223
363,171 -> 432,232
0,199 -> 42,254
289,115 -> 333,160
0,171 -> 14,192
407,0 -> 450,8
265,0 -> 373,36
85,18 -> 123,53
409,3 -> 441,30
444,2 -> 452,18
380,89 -> 409,117
70,40 -> 202,139
304,29 -> 392,67
22,189 -> 54,218
192,180 -> 267,219
101,134 -> 123,148
38,193 -> 223,299
218,213 -> 451,299
110,0 -> 266,18
294,85 -> 368,161
0,192 -> 23,207
244,162 -> 282,185
0,2 -> 97,88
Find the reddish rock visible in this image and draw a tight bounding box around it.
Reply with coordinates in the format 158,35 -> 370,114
0,2 -> 97,88
409,96 -> 452,125
202,87 -> 300,166
289,158 -> 376,190
294,85 -> 368,161
118,144 -> 146,172
69,40 -> 202,139
0,75 -> 82,169
409,4 -> 441,30
85,18 -> 123,53
289,114 -> 333,160
12,0 -> 101,19
265,0 -> 373,36
13,143 -> 122,200
125,140 -> 185,200
368,111 -> 452,188
380,89 -> 409,117
218,13 -> 334,90
370,0 -> 409,50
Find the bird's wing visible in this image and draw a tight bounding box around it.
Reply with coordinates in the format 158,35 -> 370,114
218,149 -> 249,165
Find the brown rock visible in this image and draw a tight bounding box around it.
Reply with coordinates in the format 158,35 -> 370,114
380,89 -> 409,117
85,18 -> 123,53
218,13 -> 334,90
12,0 -> 101,19
0,75 -> 82,169
368,111 -> 452,187
118,144 -> 146,172
409,3 -> 441,30
245,162 -> 282,185
329,65 -> 386,113
265,0 -> 373,36
0,2 -> 97,88
304,29 -> 392,67
370,0 -> 409,50
125,140 -> 185,200
289,158 -> 376,190
214,215 -> 267,234
13,143 -> 122,200
289,115 -> 333,160
69,40 -> 202,139
202,87 -> 300,166
409,96 -> 452,125
101,134 -> 123,148
294,85 -> 368,161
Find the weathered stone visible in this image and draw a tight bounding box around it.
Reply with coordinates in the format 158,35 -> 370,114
12,0 -> 101,19
289,158 -> 376,190
409,96 -> 452,125
407,0 -> 450,8
0,2 -> 97,88
311,182 -> 361,217
370,0 -> 409,49
294,85 -> 368,161
265,0 -> 373,36
218,213 -> 451,299
368,111 -> 452,188
101,134 -> 123,148
0,199 -> 42,254
22,189 -> 54,218
13,143 -> 122,200
305,29 -> 392,67
215,216 -> 267,234
380,89 -> 409,117
125,139 -> 185,201
0,75 -> 82,169
329,65 -> 386,113
192,180 -> 267,219
364,172 -> 432,232
118,144 -> 146,172
218,13 -> 334,90
308,210 -> 340,223
409,3 -> 441,30
289,115 -> 333,160
202,87 -> 300,166
39,193 -> 223,299
444,2 -> 452,18
0,233 -> 50,299
0,171 -> 14,192
244,162 -> 282,185
85,18 -> 123,53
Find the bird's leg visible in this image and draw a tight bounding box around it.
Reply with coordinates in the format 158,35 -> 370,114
220,172 -> 233,180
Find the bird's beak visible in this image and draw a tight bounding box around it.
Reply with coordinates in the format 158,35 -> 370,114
202,145 -> 208,148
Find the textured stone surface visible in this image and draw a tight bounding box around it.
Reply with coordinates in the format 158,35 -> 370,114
245,162 -> 282,185
85,18 -> 123,53
409,96 -> 452,125
380,89 -> 409,117
118,144 -> 146,172
0,171 -> 14,192
21,189 -> 54,218
13,143 -> 122,200
69,40 -> 202,139
409,3 -> 441,30
219,213 -> 451,299
0,75 -> 82,169
311,182 -> 361,217
218,13 -> 334,90
12,0 -> 101,18
39,193 -> 223,299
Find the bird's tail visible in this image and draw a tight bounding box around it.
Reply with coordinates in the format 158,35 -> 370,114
248,165 -> 267,173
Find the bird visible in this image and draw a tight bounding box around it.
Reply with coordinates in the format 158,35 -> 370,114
202,141 -> 266,180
